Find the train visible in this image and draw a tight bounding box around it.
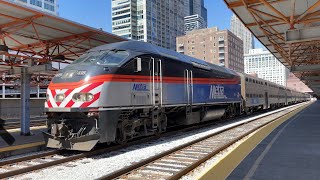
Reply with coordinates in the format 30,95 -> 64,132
44,41 -> 310,151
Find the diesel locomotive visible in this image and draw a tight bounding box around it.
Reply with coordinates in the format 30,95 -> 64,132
44,41 -> 309,151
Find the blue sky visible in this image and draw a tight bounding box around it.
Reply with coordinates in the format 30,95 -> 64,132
59,0 -> 263,48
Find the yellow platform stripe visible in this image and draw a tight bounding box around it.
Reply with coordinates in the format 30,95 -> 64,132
0,126 -> 47,134
0,141 -> 45,153
197,101 -> 314,180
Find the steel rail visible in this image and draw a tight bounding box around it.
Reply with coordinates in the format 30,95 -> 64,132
0,102 -> 308,179
0,129 -> 185,179
0,114 -> 244,179
100,102 -> 307,180
0,150 -> 59,167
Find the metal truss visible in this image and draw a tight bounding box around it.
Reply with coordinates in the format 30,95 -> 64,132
0,1 -> 125,87
225,0 -> 320,95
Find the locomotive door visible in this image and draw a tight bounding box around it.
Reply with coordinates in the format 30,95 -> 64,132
151,57 -> 163,129
185,69 -> 193,107
151,57 -> 163,106
265,92 -> 268,109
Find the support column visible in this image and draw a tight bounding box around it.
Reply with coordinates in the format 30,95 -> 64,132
2,83 -> 4,98
37,84 -> 40,98
21,67 -> 31,136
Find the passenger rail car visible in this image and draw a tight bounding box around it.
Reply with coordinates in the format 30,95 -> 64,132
240,74 -> 310,113
44,41 -> 309,151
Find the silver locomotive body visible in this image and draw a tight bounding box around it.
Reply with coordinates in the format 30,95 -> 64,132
44,41 -> 309,151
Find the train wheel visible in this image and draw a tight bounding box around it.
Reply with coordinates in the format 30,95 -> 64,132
115,124 -> 127,145
154,114 -> 167,137
115,130 -> 127,145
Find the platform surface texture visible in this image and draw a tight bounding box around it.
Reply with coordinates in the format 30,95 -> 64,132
228,101 -> 320,180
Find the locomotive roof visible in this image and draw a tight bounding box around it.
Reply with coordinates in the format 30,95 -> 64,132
89,41 -> 237,76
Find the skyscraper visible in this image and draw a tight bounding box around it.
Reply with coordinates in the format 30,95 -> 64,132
184,14 -> 206,33
186,0 -> 207,23
244,49 -> 288,86
230,14 -> 254,54
9,0 -> 59,15
184,0 -> 207,32
112,0 -> 207,50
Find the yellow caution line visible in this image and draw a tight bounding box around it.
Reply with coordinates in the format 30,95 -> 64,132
197,101 -> 314,180
0,126 -> 47,134
0,141 -> 45,153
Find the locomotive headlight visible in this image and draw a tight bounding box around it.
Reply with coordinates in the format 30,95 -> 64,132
55,94 -> 65,102
72,93 -> 94,102
61,70 -> 76,79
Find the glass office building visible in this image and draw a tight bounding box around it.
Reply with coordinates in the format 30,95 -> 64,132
112,0 -> 207,50
230,14 -> 254,54
9,0 -> 58,15
245,49 -> 289,86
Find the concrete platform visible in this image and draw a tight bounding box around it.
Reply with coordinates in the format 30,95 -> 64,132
228,100 -> 320,180
0,127 -> 46,158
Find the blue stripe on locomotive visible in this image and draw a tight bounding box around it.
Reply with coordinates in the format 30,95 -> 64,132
163,83 -> 241,104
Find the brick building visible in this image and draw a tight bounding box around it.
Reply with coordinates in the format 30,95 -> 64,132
176,27 -> 244,72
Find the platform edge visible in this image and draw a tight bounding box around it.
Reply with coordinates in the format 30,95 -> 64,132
197,101 -> 314,180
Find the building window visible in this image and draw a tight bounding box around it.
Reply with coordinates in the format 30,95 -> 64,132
45,0 -> 55,3
30,0 -> 42,7
44,3 -> 55,11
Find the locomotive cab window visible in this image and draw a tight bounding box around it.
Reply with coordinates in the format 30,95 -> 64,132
72,51 -> 104,64
71,50 -> 129,66
98,50 -> 129,65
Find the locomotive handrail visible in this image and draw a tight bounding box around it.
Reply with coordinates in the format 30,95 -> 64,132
159,59 -> 163,106
190,70 -> 193,105
152,57 -> 155,106
186,69 -> 190,105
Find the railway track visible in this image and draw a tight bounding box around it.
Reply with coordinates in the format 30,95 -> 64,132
0,102 -> 307,179
100,102 -> 307,180
0,131 -> 180,178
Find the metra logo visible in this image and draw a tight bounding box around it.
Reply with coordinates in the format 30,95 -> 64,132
132,84 -> 149,91
209,85 -> 227,99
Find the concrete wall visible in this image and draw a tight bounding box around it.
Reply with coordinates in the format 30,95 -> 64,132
0,98 -> 46,119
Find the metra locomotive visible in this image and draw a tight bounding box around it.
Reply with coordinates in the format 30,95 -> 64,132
44,41 -> 309,151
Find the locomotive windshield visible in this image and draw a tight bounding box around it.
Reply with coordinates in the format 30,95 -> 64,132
72,50 -> 129,66
97,50 -> 129,65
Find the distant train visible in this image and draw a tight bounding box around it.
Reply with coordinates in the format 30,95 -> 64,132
44,41 -> 310,151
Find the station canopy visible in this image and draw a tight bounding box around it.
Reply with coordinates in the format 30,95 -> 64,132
225,0 -> 320,96
0,0 -> 126,74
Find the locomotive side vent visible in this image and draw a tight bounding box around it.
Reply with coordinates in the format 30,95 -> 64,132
131,92 -> 150,105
